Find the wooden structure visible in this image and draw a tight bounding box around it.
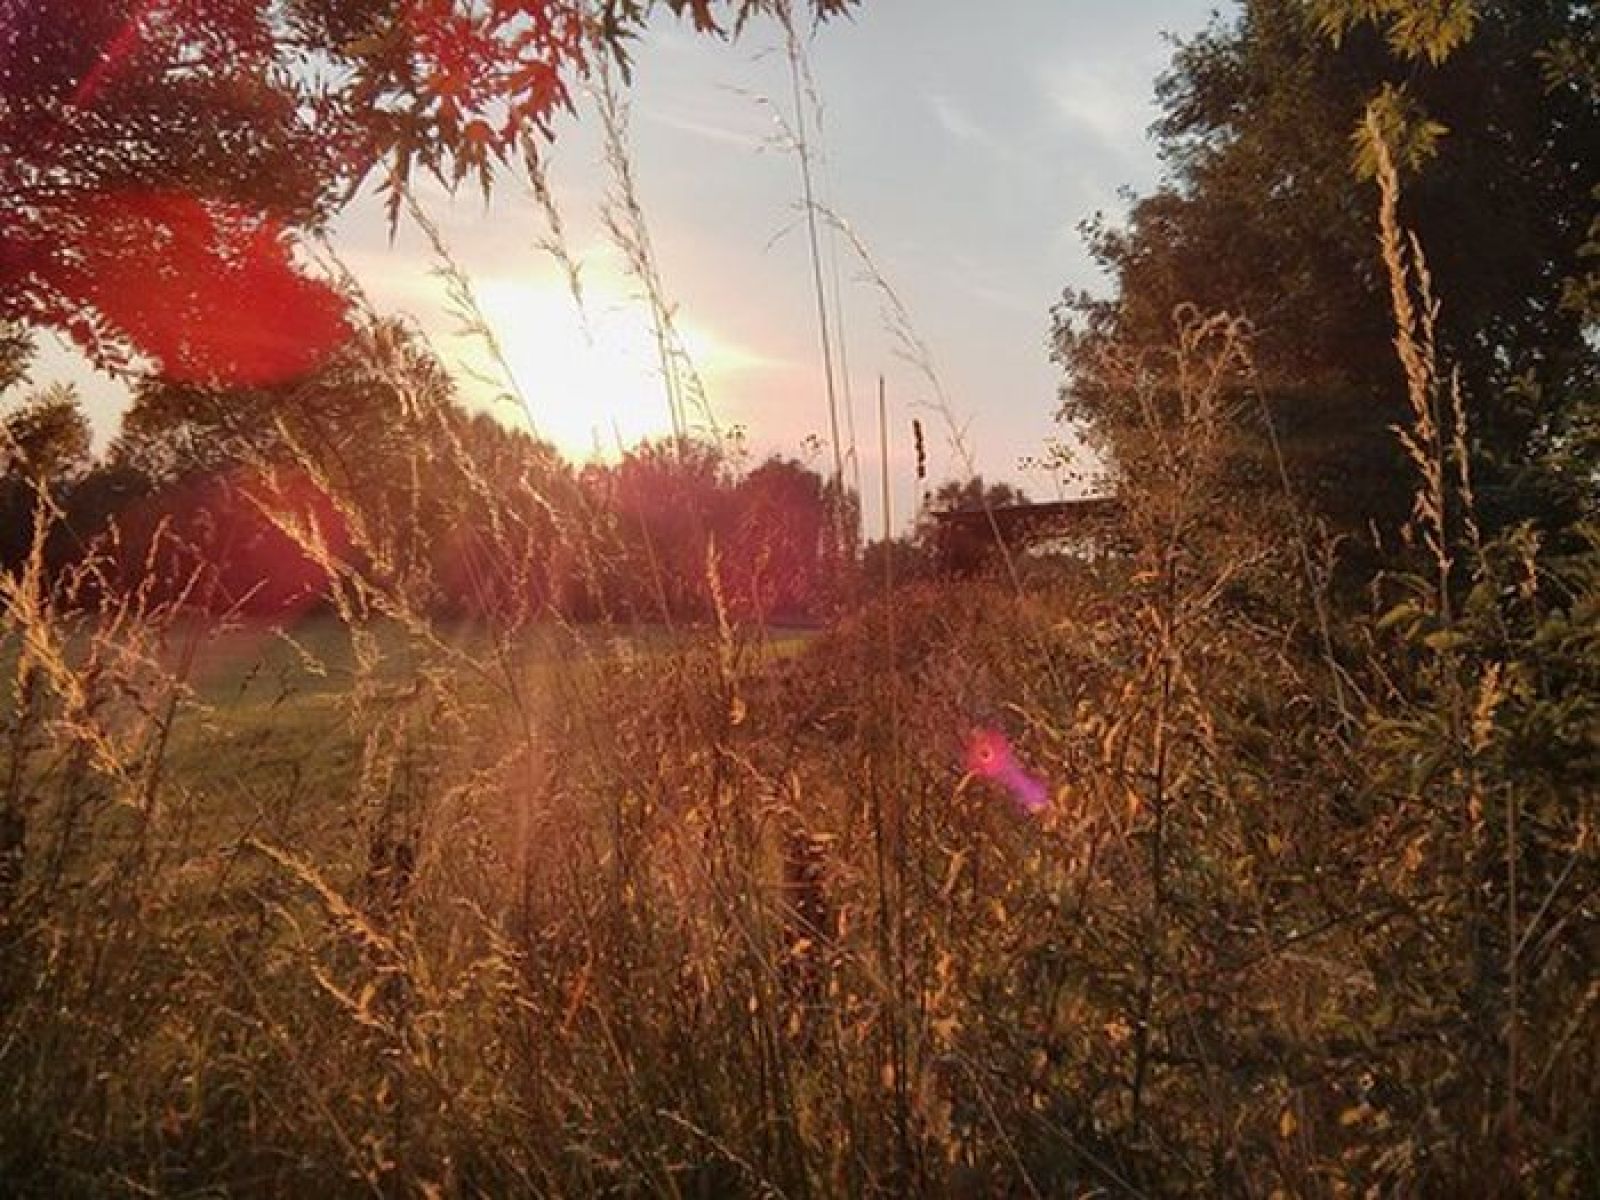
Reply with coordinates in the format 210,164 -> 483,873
931,497 -> 1124,574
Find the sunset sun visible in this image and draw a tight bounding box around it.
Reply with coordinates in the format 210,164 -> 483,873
471,275 -> 749,459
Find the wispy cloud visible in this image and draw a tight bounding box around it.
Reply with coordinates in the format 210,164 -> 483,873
641,106 -> 765,151
971,284 -> 1038,317
1036,58 -> 1160,165
926,93 -> 983,144
925,92 -> 1018,164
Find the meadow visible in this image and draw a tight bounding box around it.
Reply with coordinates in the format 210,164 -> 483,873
2,410 -> 1593,1197
2,250 -> 1595,1199
2,2 -> 1596,1195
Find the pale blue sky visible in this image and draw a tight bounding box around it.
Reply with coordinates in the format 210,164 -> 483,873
34,0 -> 1222,531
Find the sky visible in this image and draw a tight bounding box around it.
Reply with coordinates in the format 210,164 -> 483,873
34,0 -> 1223,533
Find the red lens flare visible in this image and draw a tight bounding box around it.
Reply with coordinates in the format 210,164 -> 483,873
32,191 -> 349,387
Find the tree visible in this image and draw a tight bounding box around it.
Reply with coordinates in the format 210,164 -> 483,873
110,313 -> 450,477
2,0 -> 856,384
1,0 -> 360,382
581,436 -> 735,620
923,476 -> 1029,514
915,475 -> 1030,552
1,384 -> 94,572
428,408 -> 581,621
296,0 -> 857,214
727,456 -> 842,621
91,315 -> 464,612
89,315 -> 595,617
0,324 -> 34,397
1,385 -> 91,483
566,442 -> 857,623
1054,0 -> 1598,540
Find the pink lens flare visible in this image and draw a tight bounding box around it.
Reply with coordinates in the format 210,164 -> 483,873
963,727 -> 1049,815
964,727 -> 1016,779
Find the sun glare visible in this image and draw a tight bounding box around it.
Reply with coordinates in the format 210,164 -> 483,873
468,276 -> 751,460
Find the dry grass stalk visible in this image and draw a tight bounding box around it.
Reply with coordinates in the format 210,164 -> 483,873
590,45 -> 715,448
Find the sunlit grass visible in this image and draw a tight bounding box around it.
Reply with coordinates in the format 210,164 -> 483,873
1,21 -> 1593,1197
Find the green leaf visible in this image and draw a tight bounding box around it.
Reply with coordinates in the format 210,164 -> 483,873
1422,628 -> 1470,652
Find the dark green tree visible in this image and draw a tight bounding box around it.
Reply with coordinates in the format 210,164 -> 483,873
923,475 -> 1029,515
1054,0 -> 1598,540
1,385 -> 92,483
915,475 -> 1029,543
0,384 -> 94,572
0,325 -> 34,397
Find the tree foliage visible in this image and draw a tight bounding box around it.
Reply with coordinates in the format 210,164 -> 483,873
2,0 -> 856,382
0,384 -> 94,581
1055,0 -> 1599,539
1,385 -> 91,483
1,0 -> 360,377
1309,0 -> 1480,62
923,475 -> 1030,514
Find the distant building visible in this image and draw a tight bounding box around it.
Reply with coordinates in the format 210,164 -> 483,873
931,497 -> 1124,574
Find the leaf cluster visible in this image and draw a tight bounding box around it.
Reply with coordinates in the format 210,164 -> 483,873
1055,0 -> 1599,543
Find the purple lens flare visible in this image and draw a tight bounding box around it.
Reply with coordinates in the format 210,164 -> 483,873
964,727 -> 1049,815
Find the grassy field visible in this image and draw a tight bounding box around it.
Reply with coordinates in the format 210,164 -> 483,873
0,278 -> 1591,1195
2,612 -> 816,796
2,548 -> 1596,1198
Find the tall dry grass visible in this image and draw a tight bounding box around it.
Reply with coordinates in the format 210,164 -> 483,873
0,69 -> 1594,1200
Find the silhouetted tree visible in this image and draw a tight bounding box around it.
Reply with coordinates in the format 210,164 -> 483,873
1,385 -> 93,572
581,438 -> 734,621
1055,0 -> 1598,539
924,476 -> 1029,514
728,456 -> 841,621
1,385 -> 91,483
430,409 -> 580,622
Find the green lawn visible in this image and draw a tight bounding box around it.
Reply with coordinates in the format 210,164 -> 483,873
4,611 -> 819,815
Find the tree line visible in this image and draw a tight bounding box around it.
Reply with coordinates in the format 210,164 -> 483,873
3,326 -> 1049,624
1,316 -> 869,624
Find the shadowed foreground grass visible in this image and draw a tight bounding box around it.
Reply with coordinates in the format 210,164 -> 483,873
1,236 -> 1593,1194
4,565 -> 1593,1198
